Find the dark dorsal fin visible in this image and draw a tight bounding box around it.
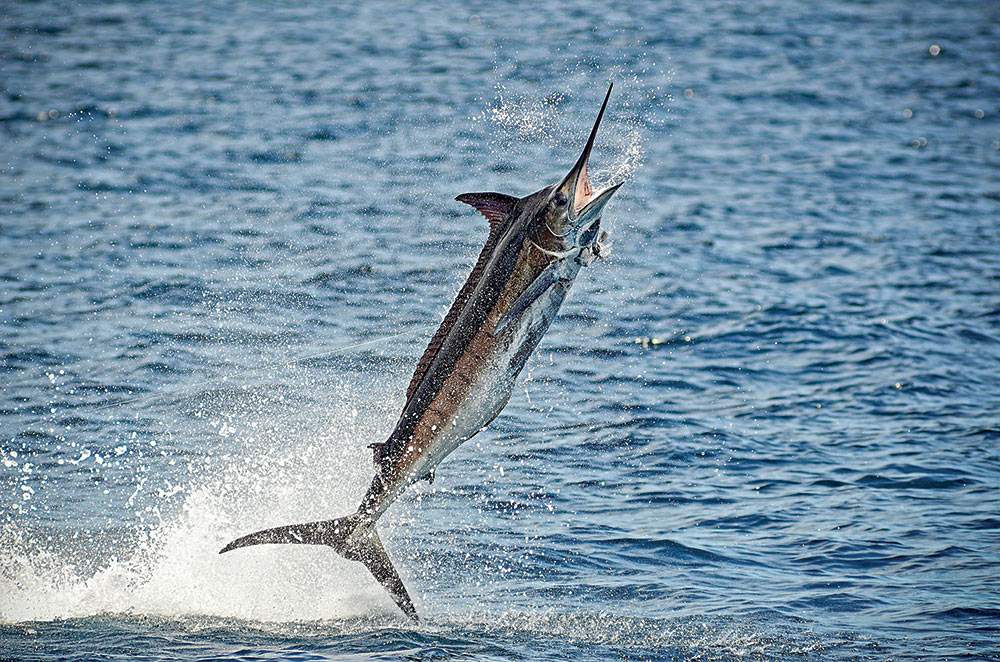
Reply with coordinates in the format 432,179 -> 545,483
404,193 -> 519,401
456,192 -> 518,229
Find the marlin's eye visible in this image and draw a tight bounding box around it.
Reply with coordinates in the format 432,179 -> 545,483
552,192 -> 568,207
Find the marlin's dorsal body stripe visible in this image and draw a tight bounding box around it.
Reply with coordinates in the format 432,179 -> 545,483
221,84 -> 624,621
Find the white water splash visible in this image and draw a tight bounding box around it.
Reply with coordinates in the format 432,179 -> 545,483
0,391 -> 409,624
481,87 -> 566,144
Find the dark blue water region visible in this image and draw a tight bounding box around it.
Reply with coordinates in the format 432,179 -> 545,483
2,0 -> 1000,660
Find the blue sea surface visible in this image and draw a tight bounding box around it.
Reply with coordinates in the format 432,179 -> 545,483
2,1 -> 999,660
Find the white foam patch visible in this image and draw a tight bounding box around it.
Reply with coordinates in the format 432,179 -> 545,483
0,393 -> 407,624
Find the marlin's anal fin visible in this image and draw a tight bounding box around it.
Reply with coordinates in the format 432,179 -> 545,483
456,192 -> 518,229
494,263 -> 571,336
368,441 -> 388,471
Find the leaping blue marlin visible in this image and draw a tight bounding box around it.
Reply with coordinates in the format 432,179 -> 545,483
220,84 -> 623,621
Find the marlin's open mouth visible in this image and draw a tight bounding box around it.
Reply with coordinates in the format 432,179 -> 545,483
556,83 -> 623,224
574,159 -> 595,213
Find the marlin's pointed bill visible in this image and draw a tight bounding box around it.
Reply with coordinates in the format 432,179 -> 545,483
220,84 -> 626,622
556,82 -> 614,216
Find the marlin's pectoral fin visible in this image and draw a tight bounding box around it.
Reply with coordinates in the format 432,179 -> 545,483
494,263 -> 570,336
594,230 -> 612,259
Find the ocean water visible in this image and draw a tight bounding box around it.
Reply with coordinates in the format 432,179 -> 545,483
2,0 -> 999,660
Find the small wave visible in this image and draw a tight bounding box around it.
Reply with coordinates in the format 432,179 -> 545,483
933,606 -> 1000,620
855,474 -> 973,490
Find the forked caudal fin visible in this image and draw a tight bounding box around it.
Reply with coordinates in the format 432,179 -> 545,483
219,516 -> 418,621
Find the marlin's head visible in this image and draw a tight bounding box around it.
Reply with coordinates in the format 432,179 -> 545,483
532,83 -> 624,253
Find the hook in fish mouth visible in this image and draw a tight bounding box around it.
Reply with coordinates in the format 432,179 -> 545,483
555,82 -> 621,223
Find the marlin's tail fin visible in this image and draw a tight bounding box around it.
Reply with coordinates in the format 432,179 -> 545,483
219,515 -> 417,621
